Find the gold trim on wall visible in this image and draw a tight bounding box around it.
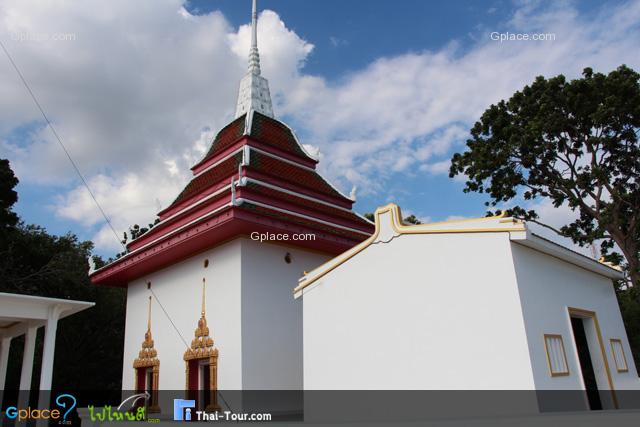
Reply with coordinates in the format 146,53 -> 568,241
609,338 -> 629,373
184,278 -> 221,411
543,333 -> 570,377
567,307 -> 618,409
294,203 -> 524,294
133,296 -> 160,412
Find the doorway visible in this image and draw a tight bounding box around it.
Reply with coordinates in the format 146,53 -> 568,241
198,360 -> 212,409
570,317 -> 602,409
567,307 -> 618,410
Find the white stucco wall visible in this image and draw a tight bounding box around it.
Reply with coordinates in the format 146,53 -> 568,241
240,239 -> 330,390
122,237 -> 330,399
122,239 -> 243,391
302,231 -> 536,391
511,243 -> 640,409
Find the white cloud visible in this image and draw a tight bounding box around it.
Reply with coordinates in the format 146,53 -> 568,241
521,198 -> 598,258
329,36 -> 348,47
228,10 -> 313,100
279,0 -> 640,194
420,160 -> 451,175
2,0 -> 639,253
0,1 -> 312,251
52,169 -> 185,250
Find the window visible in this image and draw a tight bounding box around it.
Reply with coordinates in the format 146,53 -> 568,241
184,279 -> 220,411
133,296 -> 160,412
610,339 -> 629,373
544,334 -> 570,376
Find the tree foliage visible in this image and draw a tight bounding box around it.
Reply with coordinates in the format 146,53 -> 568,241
0,158 -> 19,231
111,219 -> 161,261
403,215 -> 422,225
449,66 -> 640,368
450,65 -> 640,289
363,212 -> 422,225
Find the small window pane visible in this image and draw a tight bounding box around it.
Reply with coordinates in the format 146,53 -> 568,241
544,334 -> 569,376
610,339 -> 629,373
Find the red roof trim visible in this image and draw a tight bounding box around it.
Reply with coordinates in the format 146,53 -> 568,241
161,152 -> 242,214
191,114 -> 246,172
128,192 -> 232,251
193,137 -> 317,179
236,187 -> 372,233
91,207 -> 368,287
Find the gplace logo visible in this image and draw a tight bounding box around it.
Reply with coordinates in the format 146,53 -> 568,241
173,399 -> 196,421
3,394 -> 76,423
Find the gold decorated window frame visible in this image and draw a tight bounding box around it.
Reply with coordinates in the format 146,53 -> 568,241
609,338 -> 629,373
543,333 -> 570,377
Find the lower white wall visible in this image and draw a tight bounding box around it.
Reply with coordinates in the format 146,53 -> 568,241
511,243 -> 639,409
122,240 -> 242,391
121,237 -> 330,399
302,232 -> 536,392
240,239 -> 330,390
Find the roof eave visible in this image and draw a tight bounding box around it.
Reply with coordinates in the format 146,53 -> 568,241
510,230 -> 625,280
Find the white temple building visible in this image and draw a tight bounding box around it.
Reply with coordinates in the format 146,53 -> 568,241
296,204 -> 640,412
90,0 -> 372,413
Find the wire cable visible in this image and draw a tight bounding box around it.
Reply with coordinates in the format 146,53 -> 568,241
2,37 -> 198,370
0,38 -> 126,251
149,287 -> 191,350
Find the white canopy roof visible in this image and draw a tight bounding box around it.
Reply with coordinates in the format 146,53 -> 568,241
0,292 -> 94,339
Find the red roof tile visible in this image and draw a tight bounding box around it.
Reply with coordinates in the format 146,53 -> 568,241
242,181 -> 372,230
171,152 -> 242,207
248,151 -> 350,202
238,202 -> 370,242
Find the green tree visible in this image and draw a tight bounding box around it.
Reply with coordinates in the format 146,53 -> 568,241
0,158 -> 19,232
449,66 -> 640,368
450,65 -> 640,290
403,215 -> 422,225
0,159 -> 126,399
364,212 -> 422,225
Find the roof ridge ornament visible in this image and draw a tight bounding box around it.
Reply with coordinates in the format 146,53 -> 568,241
235,0 -> 274,119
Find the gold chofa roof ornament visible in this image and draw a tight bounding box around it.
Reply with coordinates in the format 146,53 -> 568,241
184,278 -> 218,361
134,296 -> 159,368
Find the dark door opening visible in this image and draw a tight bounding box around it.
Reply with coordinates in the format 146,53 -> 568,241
570,317 -> 602,410
200,362 -> 211,410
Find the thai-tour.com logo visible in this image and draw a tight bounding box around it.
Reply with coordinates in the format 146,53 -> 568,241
173,399 -> 272,422
2,393 -> 76,424
173,399 -> 196,421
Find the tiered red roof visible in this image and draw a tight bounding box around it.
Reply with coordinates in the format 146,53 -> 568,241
91,111 -> 374,287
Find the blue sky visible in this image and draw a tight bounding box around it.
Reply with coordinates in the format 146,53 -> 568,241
1,0 -> 639,257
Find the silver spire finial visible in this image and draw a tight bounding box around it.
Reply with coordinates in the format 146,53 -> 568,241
248,0 -> 261,75
235,0 -> 274,118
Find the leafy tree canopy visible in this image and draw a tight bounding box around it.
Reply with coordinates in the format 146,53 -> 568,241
363,212 -> 422,225
0,158 -> 19,231
450,65 -> 640,289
